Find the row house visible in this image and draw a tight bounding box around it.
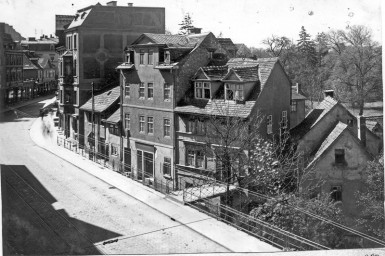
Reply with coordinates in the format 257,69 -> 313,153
20,36 -> 59,69
290,93 -> 382,226
174,57 -> 292,188
116,30 -> 229,189
79,86 -> 120,161
57,1 -> 165,147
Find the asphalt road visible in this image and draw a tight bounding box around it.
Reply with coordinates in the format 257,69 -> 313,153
0,100 -> 230,255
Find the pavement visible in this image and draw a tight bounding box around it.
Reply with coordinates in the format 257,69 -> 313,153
29,108 -> 279,253
1,94 -> 55,113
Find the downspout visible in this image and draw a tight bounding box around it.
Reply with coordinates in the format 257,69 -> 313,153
120,70 -> 124,171
172,67 -> 177,190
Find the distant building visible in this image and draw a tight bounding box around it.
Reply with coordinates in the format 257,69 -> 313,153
0,23 -> 24,107
20,36 -> 59,68
57,2 -> 165,147
217,38 -> 238,58
290,83 -> 306,128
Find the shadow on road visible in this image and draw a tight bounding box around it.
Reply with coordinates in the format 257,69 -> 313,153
2,165 -> 122,255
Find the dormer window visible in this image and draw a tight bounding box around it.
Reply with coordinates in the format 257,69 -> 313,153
164,51 -> 170,64
225,83 -> 243,101
195,82 -> 211,99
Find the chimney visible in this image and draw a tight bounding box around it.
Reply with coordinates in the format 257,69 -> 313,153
324,89 -> 334,98
106,1 -> 117,6
357,115 -> 366,146
28,37 -> 36,41
127,3 -> 133,6
296,83 -> 301,94
188,27 -> 202,35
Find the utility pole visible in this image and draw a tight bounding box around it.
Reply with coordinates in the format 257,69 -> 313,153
91,82 -> 95,162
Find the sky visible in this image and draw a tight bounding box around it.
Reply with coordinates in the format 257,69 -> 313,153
0,0 -> 382,48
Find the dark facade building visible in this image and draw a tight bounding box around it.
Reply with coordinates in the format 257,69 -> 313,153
290,83 -> 306,128
175,57 -> 292,188
57,2 -> 165,148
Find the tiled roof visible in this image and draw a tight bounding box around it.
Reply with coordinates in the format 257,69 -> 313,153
201,66 -> 229,80
175,99 -> 256,118
308,122 -> 348,165
230,65 -> 259,82
217,38 -> 237,49
106,109 -> 120,123
291,96 -> 338,138
141,33 -> 209,48
255,58 -> 279,88
292,89 -> 307,100
38,57 -> 54,69
227,58 -> 258,66
80,86 -> 120,112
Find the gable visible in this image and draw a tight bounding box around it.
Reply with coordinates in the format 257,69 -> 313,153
131,34 -> 155,46
222,70 -> 241,82
193,69 -> 210,80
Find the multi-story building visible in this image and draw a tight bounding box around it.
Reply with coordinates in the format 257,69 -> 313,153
116,30 -> 228,189
0,23 -> 24,107
57,1 -> 165,147
21,36 -> 59,69
174,57 -> 292,188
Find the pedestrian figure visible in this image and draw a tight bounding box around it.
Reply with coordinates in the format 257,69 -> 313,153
13,110 -> 18,118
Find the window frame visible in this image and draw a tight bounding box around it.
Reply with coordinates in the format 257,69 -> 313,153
147,83 -> 154,100
163,157 -> 171,176
139,115 -> 145,133
335,149 -> 345,165
186,148 -> 206,169
330,185 -> 342,201
139,50 -> 145,65
164,83 -> 171,101
147,116 -> 154,134
111,144 -> 118,155
125,113 -> 130,130
164,118 -> 171,137
281,110 -> 288,129
148,50 -> 153,65
195,82 -> 211,99
139,83 -> 145,99
125,83 -> 130,97
291,100 -> 297,112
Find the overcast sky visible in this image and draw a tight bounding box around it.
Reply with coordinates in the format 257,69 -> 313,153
1,0 -> 382,47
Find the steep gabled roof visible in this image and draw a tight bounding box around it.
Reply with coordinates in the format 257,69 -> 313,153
105,109 -> 120,123
255,57 -> 279,88
133,33 -> 210,49
200,66 -> 228,80
80,86 -> 120,113
229,65 -> 259,82
291,96 -> 339,138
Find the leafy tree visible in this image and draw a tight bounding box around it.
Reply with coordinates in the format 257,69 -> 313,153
329,25 -> 382,114
178,13 -> 194,35
355,155 -> 384,239
262,35 -> 294,65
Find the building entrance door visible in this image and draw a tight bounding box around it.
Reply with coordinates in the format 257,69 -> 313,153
137,150 -> 154,180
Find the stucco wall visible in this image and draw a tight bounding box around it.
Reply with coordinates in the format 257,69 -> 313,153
304,131 -> 370,218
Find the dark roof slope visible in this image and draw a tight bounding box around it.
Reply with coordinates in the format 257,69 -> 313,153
201,66 -> 228,80
291,96 -> 338,138
230,65 -> 259,82
175,99 -> 256,118
80,86 -> 120,112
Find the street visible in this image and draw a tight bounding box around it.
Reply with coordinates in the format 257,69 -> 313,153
0,100 -> 231,254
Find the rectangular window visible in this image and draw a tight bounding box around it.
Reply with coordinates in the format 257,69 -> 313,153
147,117 -> 154,134
188,120 -> 196,134
139,116 -> 145,133
331,186 -> 342,201
111,144 -> 118,155
164,52 -> 170,63
281,111 -> 288,128
335,149 -> 345,165
139,50 -> 145,64
125,113 -> 130,130
137,150 -> 143,172
197,119 -> 206,134
164,83 -> 171,100
186,148 -> 205,168
125,83 -> 130,97
164,119 -> 171,137
267,115 -> 273,134
148,50 -> 153,65
147,83 -> 153,99
291,100 -> 297,112
139,83 -> 145,98
347,119 -> 354,127
73,34 -> 77,49
225,83 -> 243,101
163,157 -> 171,176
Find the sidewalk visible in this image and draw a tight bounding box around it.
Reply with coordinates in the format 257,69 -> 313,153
29,115 -> 279,253
2,94 -> 56,113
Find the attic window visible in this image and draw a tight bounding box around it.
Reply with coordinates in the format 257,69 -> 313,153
330,186 -> 342,201
335,149 -> 345,165
107,91 -> 112,96
225,83 -> 243,101
81,12 -> 87,19
74,14 -> 79,21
